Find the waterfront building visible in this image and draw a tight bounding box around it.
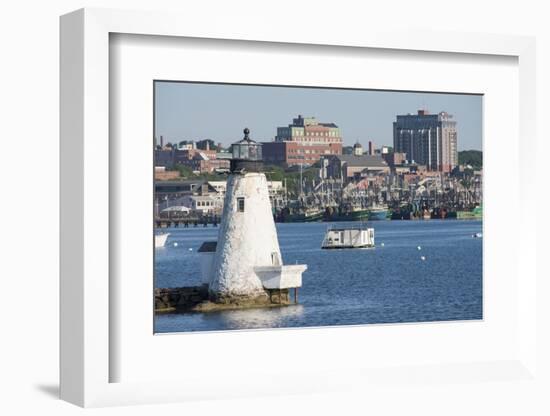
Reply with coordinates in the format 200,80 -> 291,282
181,195 -> 223,215
154,147 -> 230,174
208,128 -> 307,303
155,179 -> 220,212
393,109 -> 458,172
321,154 -> 390,181
155,179 -> 215,197
262,114 -> 343,166
207,180 -> 228,196
208,179 -> 284,200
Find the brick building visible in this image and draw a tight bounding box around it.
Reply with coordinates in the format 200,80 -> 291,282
154,166 -> 181,181
382,151 -> 407,171
262,115 -> 343,166
154,148 -> 229,174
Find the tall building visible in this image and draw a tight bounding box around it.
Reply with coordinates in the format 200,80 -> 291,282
393,109 -> 458,172
262,115 -> 343,166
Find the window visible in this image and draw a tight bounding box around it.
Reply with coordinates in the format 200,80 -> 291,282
237,197 -> 245,212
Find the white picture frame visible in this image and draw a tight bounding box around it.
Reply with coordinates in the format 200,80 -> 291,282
60,8 -> 538,408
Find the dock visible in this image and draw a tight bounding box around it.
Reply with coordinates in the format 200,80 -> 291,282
155,216 -> 221,228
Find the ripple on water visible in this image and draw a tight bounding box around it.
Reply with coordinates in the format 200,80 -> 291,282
155,220 -> 482,332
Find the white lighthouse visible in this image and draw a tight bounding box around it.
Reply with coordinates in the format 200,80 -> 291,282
206,128 -> 307,305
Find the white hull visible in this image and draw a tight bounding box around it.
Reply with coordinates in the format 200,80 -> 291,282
155,233 -> 169,248
322,227 -> 375,249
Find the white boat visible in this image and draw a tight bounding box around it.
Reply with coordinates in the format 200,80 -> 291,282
472,232 -> 482,238
155,232 -> 170,248
321,225 -> 375,249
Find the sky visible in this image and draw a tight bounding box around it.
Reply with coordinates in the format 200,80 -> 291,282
154,81 -> 483,151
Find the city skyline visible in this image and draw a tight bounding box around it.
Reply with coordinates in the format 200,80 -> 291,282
154,81 -> 483,151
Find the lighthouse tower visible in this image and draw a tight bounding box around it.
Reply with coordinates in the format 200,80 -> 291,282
208,128 -> 306,305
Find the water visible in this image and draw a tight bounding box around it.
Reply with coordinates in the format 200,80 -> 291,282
154,220 -> 482,333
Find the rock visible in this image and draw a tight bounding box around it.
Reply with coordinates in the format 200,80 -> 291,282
154,286 -> 293,312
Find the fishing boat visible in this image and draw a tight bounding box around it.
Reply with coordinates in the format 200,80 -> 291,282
457,204 -> 483,220
321,224 -> 375,249
155,232 -> 170,248
368,204 -> 389,221
325,206 -> 370,222
281,208 -> 324,223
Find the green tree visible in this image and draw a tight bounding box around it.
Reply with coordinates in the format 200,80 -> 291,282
263,165 -> 285,182
458,150 -> 482,169
173,164 -> 194,178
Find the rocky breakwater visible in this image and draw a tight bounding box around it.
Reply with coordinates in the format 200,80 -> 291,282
154,285 -> 292,313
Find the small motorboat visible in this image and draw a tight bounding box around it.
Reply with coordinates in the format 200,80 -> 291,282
321,225 -> 375,249
472,232 -> 482,238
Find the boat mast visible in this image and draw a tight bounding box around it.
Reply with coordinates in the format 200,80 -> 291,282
299,163 -> 303,197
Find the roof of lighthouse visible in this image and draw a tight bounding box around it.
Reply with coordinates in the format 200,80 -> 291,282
233,127 -> 262,146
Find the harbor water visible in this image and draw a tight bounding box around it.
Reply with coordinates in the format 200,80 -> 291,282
154,220 -> 482,333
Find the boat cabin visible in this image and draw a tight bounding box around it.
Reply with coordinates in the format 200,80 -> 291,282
321,226 -> 375,249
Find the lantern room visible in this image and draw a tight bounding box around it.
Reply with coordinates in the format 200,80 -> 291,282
230,128 -> 264,173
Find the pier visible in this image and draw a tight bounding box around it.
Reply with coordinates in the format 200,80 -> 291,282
155,215 -> 221,228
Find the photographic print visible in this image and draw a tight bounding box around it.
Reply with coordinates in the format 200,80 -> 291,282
153,82 -> 483,333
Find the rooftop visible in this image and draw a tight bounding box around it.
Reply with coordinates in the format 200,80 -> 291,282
333,154 -> 388,168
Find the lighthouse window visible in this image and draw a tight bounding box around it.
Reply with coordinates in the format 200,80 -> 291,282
237,197 -> 245,212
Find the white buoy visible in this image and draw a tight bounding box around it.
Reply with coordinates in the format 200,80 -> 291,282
420,255 -> 426,261
188,247 -> 193,251
380,242 -> 385,247
417,245 -> 422,250
173,242 -> 178,247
